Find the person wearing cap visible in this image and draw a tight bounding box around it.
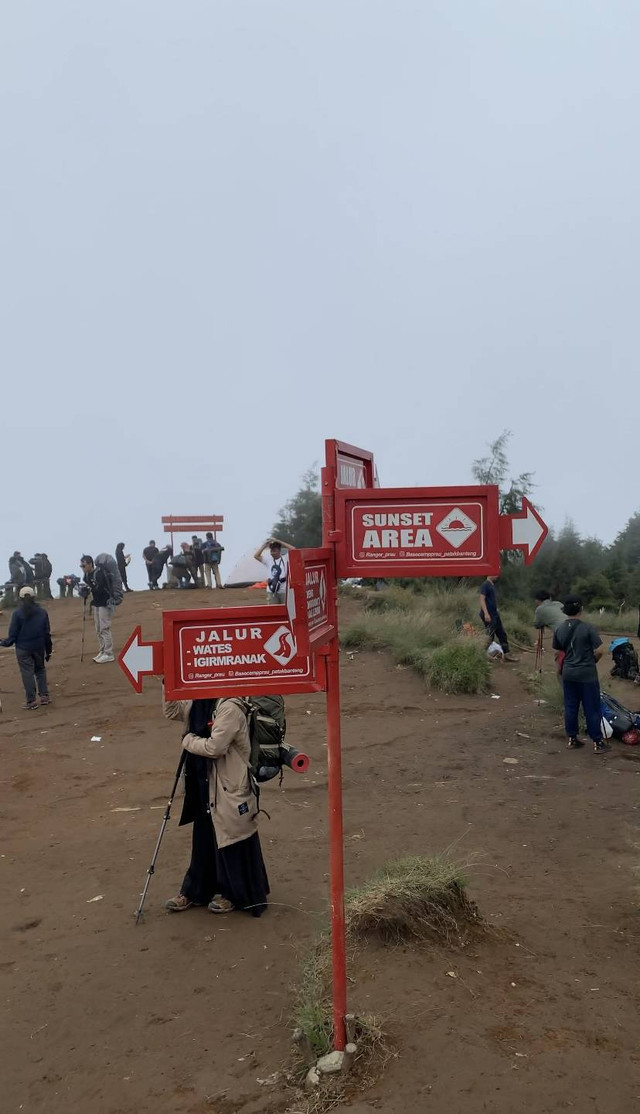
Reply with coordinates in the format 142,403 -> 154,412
0,586 -> 52,710
254,538 -> 295,605
553,596 -> 609,754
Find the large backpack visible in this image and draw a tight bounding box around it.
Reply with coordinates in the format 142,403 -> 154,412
609,638 -> 639,681
600,690 -> 637,737
95,553 -> 124,606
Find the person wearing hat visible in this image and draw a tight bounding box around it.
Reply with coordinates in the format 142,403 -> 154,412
0,586 -> 52,710
553,595 -> 609,753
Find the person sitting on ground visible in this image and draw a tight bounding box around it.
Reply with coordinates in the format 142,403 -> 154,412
164,693 -> 269,916
0,586 -> 52,710
254,538 -> 295,605
533,590 -> 565,635
143,540 -> 160,590
479,573 -> 518,662
553,595 -> 609,754
115,543 -> 133,592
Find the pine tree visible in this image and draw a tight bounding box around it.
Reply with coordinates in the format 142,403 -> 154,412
272,468 -> 322,548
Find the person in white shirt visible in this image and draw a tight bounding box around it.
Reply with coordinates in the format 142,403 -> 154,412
253,538 -> 294,605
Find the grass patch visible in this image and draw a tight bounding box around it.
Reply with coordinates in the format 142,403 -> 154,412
426,640 -> 491,694
345,854 -> 479,945
525,669 -> 564,713
341,605 -> 490,693
583,608 -> 638,635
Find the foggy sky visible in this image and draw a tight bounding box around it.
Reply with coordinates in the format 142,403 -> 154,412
1,1 -> 638,590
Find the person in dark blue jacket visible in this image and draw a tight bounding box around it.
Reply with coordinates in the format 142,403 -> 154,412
1,586 -> 53,709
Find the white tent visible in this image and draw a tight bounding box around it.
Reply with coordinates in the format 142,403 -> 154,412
225,553 -> 267,588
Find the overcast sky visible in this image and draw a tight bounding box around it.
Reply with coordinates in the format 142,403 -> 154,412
1,1 -> 637,589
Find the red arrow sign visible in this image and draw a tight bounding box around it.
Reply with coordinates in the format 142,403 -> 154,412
118,626 -> 163,693
118,607 -> 327,698
499,497 -> 548,564
333,485 -> 501,578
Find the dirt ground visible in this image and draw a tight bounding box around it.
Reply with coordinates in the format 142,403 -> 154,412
1,589 -> 639,1114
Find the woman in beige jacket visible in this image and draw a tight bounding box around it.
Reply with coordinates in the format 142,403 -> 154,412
164,693 -> 269,916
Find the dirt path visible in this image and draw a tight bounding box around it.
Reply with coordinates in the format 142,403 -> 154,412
1,591 -> 639,1114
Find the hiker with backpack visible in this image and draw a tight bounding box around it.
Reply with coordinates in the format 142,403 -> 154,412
163,693 -> 270,916
202,532 -> 224,589
553,596 -> 610,754
0,586 -> 53,709
79,553 -> 123,663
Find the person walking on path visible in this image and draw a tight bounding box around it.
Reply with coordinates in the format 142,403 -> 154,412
254,538 -> 295,605
115,543 -> 133,592
1,586 -> 52,709
479,574 -> 518,662
553,596 -> 609,754
79,553 -> 123,663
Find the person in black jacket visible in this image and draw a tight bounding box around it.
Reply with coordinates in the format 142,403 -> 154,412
79,554 -> 121,663
115,543 -> 133,592
1,586 -> 53,709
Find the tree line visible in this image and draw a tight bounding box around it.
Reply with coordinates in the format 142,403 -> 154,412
272,436 -> 640,609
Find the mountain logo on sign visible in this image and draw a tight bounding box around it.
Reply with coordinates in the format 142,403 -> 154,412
264,626 -> 297,666
319,571 -> 326,610
436,507 -> 477,549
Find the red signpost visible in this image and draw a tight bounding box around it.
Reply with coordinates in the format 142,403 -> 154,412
120,437 -> 548,1057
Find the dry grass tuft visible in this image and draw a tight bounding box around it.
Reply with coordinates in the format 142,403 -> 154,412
345,855 -> 480,945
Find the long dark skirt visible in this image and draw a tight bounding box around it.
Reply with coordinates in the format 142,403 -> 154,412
181,817 -> 269,917
180,811 -> 218,906
217,832 -> 270,917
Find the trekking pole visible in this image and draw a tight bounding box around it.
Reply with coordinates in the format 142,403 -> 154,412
534,629 -> 544,704
80,596 -> 87,662
135,749 -> 187,924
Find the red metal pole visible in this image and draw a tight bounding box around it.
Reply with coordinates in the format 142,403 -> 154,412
326,640 -> 347,1051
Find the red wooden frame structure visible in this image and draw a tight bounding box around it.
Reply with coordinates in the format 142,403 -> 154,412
162,515 -> 223,550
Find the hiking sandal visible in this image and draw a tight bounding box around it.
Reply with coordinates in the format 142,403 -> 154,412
165,894 -> 194,912
567,737 -> 585,749
208,895 -> 235,914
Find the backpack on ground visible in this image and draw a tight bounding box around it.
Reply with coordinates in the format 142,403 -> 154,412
609,638 -> 639,681
600,690 -> 637,738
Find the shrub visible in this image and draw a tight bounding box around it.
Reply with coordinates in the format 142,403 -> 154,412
346,854 -> 479,944
425,639 -> 491,694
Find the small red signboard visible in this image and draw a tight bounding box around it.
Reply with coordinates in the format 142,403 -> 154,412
162,606 -> 326,699
300,547 -> 336,650
334,485 -> 501,578
326,439 -> 376,489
